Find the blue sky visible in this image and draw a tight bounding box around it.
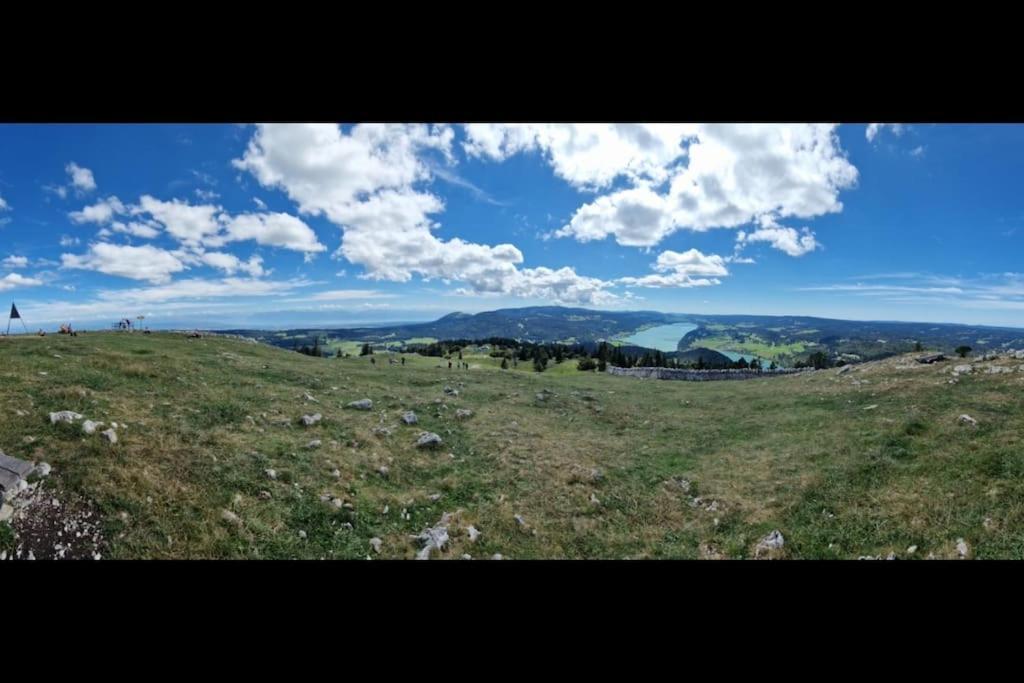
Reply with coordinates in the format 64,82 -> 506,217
1,123 -> 1022,330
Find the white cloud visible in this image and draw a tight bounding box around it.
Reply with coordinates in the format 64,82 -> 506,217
736,215 -> 820,257
302,289 -> 395,302
0,195 -> 8,211
132,195 -> 221,246
0,272 -> 43,291
253,197 -> 267,210
910,146 -> 925,158
619,249 -> 728,288
109,221 -> 161,239
220,212 -> 324,254
59,235 -> 80,247
865,123 -> 906,142
3,255 -> 29,269
61,243 -> 187,284
234,123 -> 621,305
198,252 -> 266,277
194,188 -> 220,201
549,124 -> 856,248
69,196 -> 126,224
66,162 -> 97,193
464,123 -> 694,190
44,185 -> 68,200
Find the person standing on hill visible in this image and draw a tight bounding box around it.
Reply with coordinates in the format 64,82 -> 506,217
401,356 -> 405,366
371,356 -> 376,367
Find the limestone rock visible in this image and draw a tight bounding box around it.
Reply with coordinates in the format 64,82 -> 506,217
401,411 -> 418,425
347,399 -> 373,410
755,530 -> 785,558
301,413 -> 322,426
415,432 -> 442,448
49,410 -> 83,425
958,414 -> 978,427
100,428 -> 118,444
82,420 -> 105,435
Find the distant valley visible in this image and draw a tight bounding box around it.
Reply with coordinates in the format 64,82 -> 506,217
219,306 -> 1024,367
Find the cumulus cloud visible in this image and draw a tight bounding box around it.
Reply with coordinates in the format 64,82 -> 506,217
111,221 -> 161,239
66,162 -> 97,193
194,188 -> 220,201
197,252 -> 266,277
69,196 -> 126,224
736,216 -> 820,257
619,249 -> 729,288
3,255 -> 29,269
464,123 -> 694,189
233,123 -> 621,305
0,195 -> 9,211
865,123 -> 906,142
219,212 -> 325,253
61,243 -> 187,284
550,124 -> 857,249
0,272 -> 43,291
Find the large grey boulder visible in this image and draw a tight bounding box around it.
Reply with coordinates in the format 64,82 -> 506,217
401,411 -> 418,425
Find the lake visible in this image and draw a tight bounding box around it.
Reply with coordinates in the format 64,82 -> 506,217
619,322 -> 698,352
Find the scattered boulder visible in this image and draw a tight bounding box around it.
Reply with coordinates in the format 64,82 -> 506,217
370,537 -> 382,554
82,420 -> 105,435
300,413 -> 322,427
491,553 -> 504,560
298,530 -> 307,539
258,490 -> 272,500
34,462 -> 51,478
264,468 -> 278,480
415,432 -> 443,448
413,517 -> 450,560
958,414 -> 978,427
836,365 -> 853,375
372,426 -> 393,438
956,538 -> 970,559
467,525 -> 481,543
302,392 -> 318,403
953,364 -> 973,375
985,366 -> 1012,374
401,411 -> 418,425
377,465 -> 390,477
443,386 -> 458,397
455,408 -> 474,420
907,545 -> 918,555
49,411 -> 83,425
100,429 -> 118,444
347,399 -> 373,410
754,530 -> 785,558
306,439 -> 322,449
863,404 -> 878,411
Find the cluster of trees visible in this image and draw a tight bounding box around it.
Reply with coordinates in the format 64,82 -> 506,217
295,338 -> 329,357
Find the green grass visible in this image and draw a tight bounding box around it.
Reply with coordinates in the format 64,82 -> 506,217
1,332 -> 1022,559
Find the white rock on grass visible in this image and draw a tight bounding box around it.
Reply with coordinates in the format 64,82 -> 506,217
82,420 -> 105,435
755,530 -> 785,557
306,439 -> 322,449
455,408 -> 474,419
413,519 -> 450,560
953,365 -> 973,374
49,411 -> 83,425
958,414 -> 978,427
956,538 -> 970,558
369,537 -> 382,554
401,411 -> 418,425
415,432 -> 443,448
34,462 -> 52,477
301,413 -> 322,426
467,525 -> 481,543
264,468 -> 278,480
100,429 -> 118,444
347,399 -> 373,410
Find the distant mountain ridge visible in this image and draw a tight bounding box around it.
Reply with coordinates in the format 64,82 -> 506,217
219,305 -> 1024,363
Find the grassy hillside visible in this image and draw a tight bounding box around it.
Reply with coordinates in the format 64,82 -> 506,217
2,332 -> 1023,559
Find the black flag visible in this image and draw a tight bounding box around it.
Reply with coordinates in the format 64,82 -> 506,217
9,303 -> 20,319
